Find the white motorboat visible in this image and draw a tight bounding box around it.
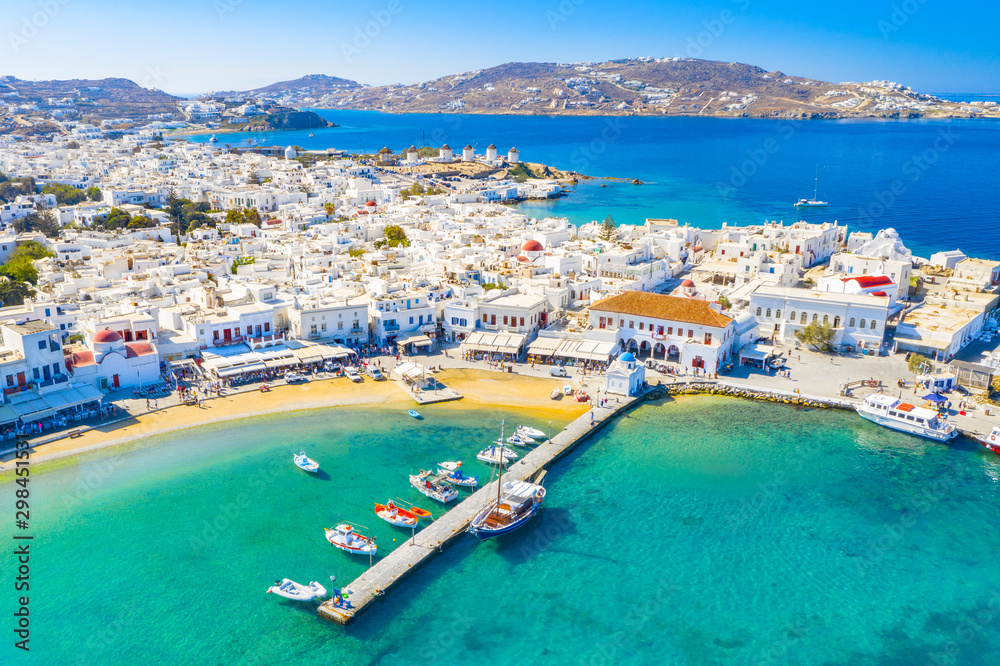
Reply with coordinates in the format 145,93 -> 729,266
562,384 -> 573,395
507,433 -> 534,446
324,523 -> 377,556
410,470 -> 459,503
855,394 -> 958,442
293,451 -> 319,473
437,461 -> 478,487
267,578 -> 316,601
517,425 -> 546,439
478,444 -> 518,465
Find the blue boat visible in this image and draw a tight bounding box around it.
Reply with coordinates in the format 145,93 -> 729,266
408,409 -> 421,419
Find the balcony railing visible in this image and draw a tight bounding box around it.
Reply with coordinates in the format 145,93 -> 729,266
384,323 -> 400,332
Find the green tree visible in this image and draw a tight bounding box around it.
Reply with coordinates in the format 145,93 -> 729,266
224,209 -> 246,225
243,208 -> 262,227
348,248 -> 365,257
41,183 -> 87,205
13,207 -> 60,237
718,295 -> 732,310
0,255 -> 40,286
231,256 -> 255,274
793,321 -> 836,352
86,186 -> 103,201
0,277 -> 33,307
247,171 -> 260,185
374,224 -> 409,249
166,189 -> 185,241
597,215 -> 619,242
324,203 -> 335,220
908,353 -> 930,375
10,240 -> 54,262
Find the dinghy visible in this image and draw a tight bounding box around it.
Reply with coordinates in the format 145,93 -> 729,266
408,409 -> 421,419
267,578 -> 316,601
507,433 -> 533,447
293,451 -> 319,473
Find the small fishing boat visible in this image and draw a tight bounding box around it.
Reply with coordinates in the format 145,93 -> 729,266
325,523 -> 377,556
410,470 -> 459,503
374,501 -> 419,527
477,444 -> 518,465
293,451 -> 319,474
208,135 -> 218,143
437,461 -> 478,487
977,426 -> 1000,456
562,384 -> 573,395
267,578 -> 316,601
468,480 -> 546,540
549,389 -> 561,400
408,409 -> 421,419
517,425 -> 546,439
575,390 -> 589,402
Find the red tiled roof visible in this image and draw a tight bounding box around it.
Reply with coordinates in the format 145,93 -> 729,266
125,341 -> 155,357
590,291 -> 733,328
70,350 -> 96,367
842,275 -> 894,288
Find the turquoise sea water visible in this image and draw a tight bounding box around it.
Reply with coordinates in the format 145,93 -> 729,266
4,398 -> 1000,665
185,111 -> 1000,259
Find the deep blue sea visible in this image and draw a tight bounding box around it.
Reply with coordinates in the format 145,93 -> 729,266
185,110 -> 1000,259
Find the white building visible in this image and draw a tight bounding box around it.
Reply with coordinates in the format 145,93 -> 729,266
589,291 -> 737,371
748,286 -> 889,352
605,351 -> 645,396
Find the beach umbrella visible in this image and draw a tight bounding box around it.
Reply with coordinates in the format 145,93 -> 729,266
922,393 -> 947,404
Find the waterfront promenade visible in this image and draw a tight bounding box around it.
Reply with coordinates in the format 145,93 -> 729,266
318,393 -> 639,624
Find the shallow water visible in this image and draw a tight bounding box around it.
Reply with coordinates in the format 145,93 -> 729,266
4,398 -> 1000,665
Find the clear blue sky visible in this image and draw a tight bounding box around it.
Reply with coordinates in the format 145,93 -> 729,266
4,0 -> 998,95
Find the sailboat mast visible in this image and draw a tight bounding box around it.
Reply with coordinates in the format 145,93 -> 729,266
495,420 -> 505,515
814,166 -> 819,200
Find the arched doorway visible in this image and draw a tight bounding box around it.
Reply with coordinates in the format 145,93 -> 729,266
653,342 -> 666,359
638,340 -> 652,359
667,345 -> 680,362
627,339 -> 640,355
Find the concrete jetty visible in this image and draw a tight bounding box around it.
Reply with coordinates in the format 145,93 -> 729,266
318,394 -> 640,625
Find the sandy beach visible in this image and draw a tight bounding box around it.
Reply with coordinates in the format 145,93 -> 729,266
0,369 -> 588,470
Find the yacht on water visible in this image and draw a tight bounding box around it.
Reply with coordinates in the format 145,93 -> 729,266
794,168 -> 828,208
855,394 -> 958,442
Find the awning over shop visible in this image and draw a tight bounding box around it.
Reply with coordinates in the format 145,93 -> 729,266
395,331 -> 434,348
264,358 -> 298,369
461,331 -> 526,355
527,336 -> 561,357
392,361 -> 425,381
5,385 -> 104,423
739,344 -> 770,363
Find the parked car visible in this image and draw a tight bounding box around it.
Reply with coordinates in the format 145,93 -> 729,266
550,366 -> 569,378
366,366 -> 385,380
344,367 -> 362,382
325,362 -> 343,373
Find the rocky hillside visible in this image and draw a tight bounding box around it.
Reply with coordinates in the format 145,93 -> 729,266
0,76 -> 182,120
296,58 -> 996,120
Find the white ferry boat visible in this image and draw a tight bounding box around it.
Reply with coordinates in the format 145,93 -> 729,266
855,394 -> 957,441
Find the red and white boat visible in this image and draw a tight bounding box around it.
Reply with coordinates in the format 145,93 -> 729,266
374,501 -> 427,527
977,426 -> 1000,456
324,523 -> 377,556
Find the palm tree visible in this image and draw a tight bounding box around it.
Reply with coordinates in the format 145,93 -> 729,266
324,203 -> 334,221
